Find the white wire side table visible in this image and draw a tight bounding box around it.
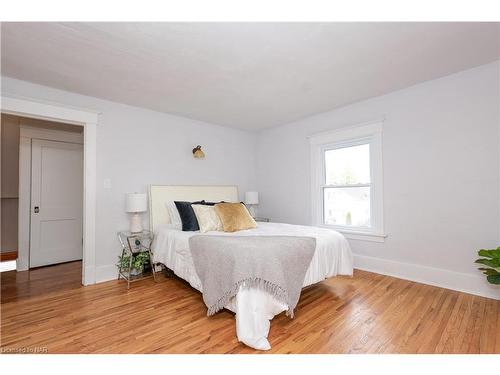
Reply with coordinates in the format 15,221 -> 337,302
117,230 -> 157,289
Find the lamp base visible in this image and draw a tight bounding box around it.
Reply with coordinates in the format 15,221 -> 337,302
129,213 -> 143,233
248,205 -> 257,218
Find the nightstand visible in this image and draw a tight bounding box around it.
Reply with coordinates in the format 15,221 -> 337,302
117,230 -> 156,289
254,217 -> 270,222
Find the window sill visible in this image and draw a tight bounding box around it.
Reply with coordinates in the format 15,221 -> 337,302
319,225 -> 387,243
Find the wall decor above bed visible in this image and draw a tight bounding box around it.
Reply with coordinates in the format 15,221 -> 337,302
192,145 -> 205,158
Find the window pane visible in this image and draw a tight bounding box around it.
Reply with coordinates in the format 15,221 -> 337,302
325,144 -> 370,185
323,187 -> 370,227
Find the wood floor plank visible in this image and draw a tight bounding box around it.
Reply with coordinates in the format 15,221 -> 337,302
1,261 -> 499,353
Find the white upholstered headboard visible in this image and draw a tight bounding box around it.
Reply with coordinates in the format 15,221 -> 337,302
148,185 -> 239,232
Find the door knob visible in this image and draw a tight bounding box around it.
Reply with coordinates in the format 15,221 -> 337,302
34,206 -> 39,213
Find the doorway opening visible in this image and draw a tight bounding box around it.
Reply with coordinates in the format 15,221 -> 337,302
1,114 -> 84,292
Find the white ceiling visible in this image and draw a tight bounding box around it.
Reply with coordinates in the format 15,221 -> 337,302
1,22 -> 499,131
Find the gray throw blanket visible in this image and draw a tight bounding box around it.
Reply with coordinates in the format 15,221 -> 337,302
189,235 -> 316,318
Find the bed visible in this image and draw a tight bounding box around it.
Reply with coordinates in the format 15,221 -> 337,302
149,185 -> 353,350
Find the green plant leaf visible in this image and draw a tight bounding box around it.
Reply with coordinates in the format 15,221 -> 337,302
475,258 -> 500,268
479,268 -> 500,276
478,248 -> 500,259
117,255 -> 132,271
486,274 -> 500,284
476,247 -> 500,284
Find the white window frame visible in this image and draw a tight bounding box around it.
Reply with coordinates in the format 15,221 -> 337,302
310,120 -> 386,242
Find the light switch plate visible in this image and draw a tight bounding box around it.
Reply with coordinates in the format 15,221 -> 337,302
103,179 -> 112,189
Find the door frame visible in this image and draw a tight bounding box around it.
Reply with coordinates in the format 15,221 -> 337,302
21,129 -> 84,269
1,95 -> 99,285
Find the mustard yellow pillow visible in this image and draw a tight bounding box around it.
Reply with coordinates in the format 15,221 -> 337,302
214,203 -> 257,232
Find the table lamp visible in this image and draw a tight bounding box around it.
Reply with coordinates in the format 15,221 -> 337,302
244,191 -> 259,217
126,193 -> 147,233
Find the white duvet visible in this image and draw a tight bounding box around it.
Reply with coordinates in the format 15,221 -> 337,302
152,222 -> 353,350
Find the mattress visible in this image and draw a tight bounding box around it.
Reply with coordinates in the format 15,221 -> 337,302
153,222 -> 353,292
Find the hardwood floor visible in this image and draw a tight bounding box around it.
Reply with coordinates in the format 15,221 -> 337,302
1,261 -> 82,304
0,251 -> 18,262
1,261 -> 499,354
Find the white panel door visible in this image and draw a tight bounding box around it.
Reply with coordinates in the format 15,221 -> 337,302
30,139 -> 83,268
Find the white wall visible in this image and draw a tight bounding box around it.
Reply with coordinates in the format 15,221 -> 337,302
2,62 -> 499,299
256,61 -> 500,299
1,77 -> 257,280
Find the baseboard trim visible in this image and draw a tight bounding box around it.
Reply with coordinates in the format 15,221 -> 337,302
95,264 -> 118,283
91,256 -> 500,301
354,254 -> 500,300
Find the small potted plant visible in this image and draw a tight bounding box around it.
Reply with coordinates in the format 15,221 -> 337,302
475,247 -> 500,284
118,252 -> 151,276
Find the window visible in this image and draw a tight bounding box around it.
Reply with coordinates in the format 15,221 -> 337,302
310,121 -> 385,242
323,142 -> 371,228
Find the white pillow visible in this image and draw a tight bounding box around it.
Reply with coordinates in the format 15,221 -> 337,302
192,204 -> 223,233
165,201 -> 182,230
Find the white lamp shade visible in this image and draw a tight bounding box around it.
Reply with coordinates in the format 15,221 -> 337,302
125,193 -> 148,213
245,191 -> 259,205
